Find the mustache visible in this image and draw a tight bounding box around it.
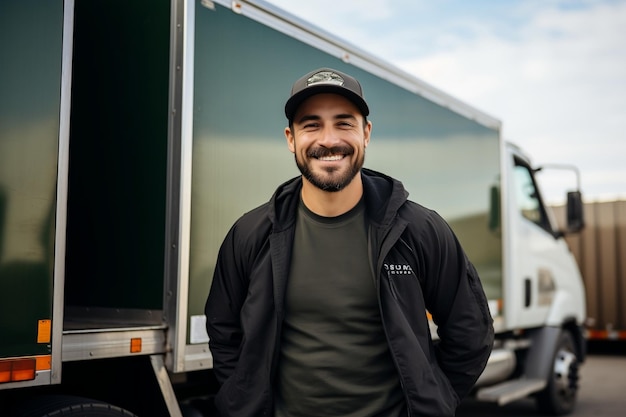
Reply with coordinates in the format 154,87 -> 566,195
306,146 -> 354,158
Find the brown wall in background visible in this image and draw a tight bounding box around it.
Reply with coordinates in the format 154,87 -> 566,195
552,200 -> 626,339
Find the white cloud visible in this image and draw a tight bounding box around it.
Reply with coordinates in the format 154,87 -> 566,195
395,1 -> 626,202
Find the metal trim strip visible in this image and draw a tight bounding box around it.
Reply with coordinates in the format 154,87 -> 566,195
62,329 -> 166,362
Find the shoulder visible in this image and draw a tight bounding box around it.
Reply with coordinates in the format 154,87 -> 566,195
229,202 -> 273,244
223,176 -> 300,250
214,202 -> 275,276
398,201 -> 459,246
398,200 -> 443,226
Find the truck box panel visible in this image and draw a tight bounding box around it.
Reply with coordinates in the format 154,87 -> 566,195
0,0 -> 63,359
187,1 -> 503,334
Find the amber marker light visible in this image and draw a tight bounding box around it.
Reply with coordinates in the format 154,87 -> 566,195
130,338 -> 142,353
36,355 -> 52,371
0,358 -> 37,383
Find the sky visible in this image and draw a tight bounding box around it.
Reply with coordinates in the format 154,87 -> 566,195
263,0 -> 626,204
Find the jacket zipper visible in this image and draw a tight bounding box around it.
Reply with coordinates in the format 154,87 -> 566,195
369,224 -> 413,417
388,272 -> 399,300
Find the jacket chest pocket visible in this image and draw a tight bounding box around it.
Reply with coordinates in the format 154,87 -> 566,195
380,238 -> 427,314
382,260 -> 421,300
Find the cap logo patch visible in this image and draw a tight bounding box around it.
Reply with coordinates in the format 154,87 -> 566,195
307,71 -> 344,87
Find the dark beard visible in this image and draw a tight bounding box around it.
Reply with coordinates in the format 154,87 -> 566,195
295,146 -> 364,192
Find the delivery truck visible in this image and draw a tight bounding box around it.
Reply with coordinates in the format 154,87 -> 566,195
0,0 -> 587,415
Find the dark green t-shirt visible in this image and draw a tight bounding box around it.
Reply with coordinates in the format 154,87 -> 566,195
275,199 -> 405,417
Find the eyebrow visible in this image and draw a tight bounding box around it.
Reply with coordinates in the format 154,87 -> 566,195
295,113 -> 358,125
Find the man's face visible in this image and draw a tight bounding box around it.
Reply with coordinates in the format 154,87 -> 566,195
285,93 -> 371,192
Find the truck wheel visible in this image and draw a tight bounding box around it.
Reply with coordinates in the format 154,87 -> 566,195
536,331 -> 580,415
10,395 -> 138,417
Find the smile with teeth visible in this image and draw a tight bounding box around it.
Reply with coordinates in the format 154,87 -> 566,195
318,154 -> 344,161
309,146 -> 352,161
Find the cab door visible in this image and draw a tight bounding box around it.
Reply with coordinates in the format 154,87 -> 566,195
505,152 -> 562,329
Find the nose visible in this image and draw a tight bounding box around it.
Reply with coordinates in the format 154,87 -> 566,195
317,124 -> 341,148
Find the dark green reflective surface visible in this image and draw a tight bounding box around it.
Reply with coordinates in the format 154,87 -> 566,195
189,1 -> 502,327
0,0 -> 63,358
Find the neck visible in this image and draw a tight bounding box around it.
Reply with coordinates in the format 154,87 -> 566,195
300,173 -> 364,217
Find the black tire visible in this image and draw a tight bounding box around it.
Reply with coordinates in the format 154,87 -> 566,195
10,395 -> 138,417
535,331 -> 580,415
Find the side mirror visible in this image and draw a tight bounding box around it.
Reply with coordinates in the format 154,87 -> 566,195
566,190 -> 584,232
488,184 -> 501,233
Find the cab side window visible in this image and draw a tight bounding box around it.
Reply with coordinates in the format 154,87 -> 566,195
513,160 -> 550,230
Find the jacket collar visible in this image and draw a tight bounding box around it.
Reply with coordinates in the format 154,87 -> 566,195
361,168 -> 409,227
268,168 -> 409,229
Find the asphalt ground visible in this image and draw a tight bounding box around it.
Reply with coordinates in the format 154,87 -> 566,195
457,341 -> 626,417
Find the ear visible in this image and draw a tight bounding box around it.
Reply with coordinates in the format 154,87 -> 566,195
363,120 -> 372,148
285,126 -> 295,153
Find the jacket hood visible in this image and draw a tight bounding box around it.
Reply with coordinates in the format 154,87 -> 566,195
268,168 -> 409,229
361,168 -> 409,226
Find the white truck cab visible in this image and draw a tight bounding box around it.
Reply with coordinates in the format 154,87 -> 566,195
473,142 -> 586,415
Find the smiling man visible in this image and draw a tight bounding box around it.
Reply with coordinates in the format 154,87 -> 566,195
205,68 -> 494,417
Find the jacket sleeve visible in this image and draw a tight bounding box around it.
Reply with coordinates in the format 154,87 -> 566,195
420,211 -> 495,400
204,224 -> 248,385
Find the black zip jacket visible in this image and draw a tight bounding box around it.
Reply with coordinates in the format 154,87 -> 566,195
205,168 -> 494,417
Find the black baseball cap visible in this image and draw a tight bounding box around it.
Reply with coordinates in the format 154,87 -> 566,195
284,67 -> 370,121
